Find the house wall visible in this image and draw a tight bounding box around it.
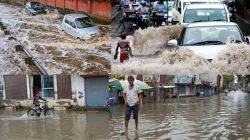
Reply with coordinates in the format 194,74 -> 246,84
4,75 -> 27,99
71,74 -> 85,107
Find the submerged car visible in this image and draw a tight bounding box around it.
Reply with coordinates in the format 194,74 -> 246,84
168,22 -> 249,61
25,2 -> 46,16
60,14 -> 99,40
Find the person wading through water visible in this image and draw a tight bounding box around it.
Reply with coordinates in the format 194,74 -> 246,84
123,75 -> 142,133
33,86 -> 46,117
114,33 -> 133,63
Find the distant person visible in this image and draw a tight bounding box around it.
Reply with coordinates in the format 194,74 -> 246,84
135,0 -> 148,14
33,86 -> 46,116
114,33 -> 133,63
123,76 -> 142,133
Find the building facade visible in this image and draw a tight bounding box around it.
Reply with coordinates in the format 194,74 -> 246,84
0,74 -> 109,109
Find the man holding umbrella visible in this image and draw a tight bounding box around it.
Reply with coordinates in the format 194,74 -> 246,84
123,75 -> 142,133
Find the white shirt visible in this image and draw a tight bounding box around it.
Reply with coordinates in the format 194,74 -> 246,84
124,85 -> 141,106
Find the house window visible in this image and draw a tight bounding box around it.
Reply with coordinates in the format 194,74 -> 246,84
42,76 -> 54,99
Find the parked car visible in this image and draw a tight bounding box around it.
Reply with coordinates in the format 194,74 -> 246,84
182,3 -> 230,24
171,0 -> 221,24
60,14 -> 99,40
168,22 -> 249,61
25,2 -> 46,16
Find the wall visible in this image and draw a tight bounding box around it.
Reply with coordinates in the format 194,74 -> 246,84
71,74 -> 85,107
30,0 -> 111,21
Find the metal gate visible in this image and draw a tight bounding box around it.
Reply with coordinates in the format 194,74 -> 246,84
84,76 -> 108,108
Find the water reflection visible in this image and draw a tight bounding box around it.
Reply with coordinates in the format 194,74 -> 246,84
110,91 -> 250,139
0,110 -> 109,140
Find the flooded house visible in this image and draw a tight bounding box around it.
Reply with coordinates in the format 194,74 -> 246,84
0,74 -> 109,109
175,74 -> 220,97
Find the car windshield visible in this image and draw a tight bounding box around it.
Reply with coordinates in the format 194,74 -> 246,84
182,25 -> 243,46
75,17 -> 94,28
183,2 -> 219,9
31,2 -> 43,8
183,8 -> 227,23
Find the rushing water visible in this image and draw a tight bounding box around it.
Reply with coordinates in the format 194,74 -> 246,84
110,91 -> 250,139
0,110 -> 109,140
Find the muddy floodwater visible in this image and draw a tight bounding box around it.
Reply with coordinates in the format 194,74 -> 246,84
110,91 -> 250,139
0,2 -> 111,74
0,110 -> 109,140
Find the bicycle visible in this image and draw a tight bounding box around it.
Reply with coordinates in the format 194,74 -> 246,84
27,101 -> 55,118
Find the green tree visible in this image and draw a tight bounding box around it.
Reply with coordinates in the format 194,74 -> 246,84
223,75 -> 234,89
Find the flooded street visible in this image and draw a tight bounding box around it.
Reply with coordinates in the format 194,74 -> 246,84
0,2 -> 111,74
112,26 -> 250,75
0,110 -> 109,140
110,91 -> 250,139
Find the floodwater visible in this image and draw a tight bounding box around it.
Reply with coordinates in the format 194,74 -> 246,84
0,110 -> 109,140
110,91 -> 250,139
0,2 -> 111,74
111,22 -> 250,75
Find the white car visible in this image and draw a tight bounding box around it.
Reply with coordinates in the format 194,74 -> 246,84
168,22 -> 249,61
60,14 -> 99,40
182,3 -> 230,24
171,0 -> 221,24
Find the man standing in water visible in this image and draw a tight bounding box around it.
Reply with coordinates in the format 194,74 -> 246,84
123,76 -> 142,133
114,33 -> 133,63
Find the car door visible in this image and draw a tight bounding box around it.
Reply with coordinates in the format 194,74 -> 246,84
64,17 -> 76,37
70,20 -> 80,38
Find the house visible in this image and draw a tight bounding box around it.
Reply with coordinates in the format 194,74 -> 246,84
0,74 -> 109,109
175,74 -> 219,97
